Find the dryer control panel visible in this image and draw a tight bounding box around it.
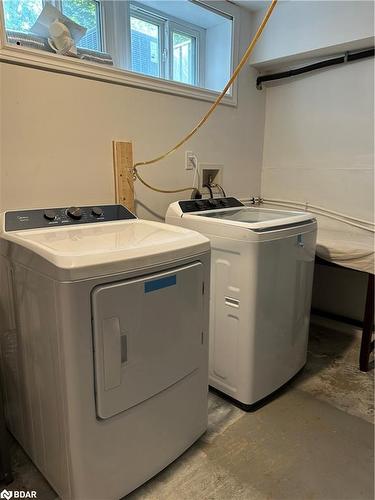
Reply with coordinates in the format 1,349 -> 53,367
178,197 -> 244,213
5,204 -> 136,231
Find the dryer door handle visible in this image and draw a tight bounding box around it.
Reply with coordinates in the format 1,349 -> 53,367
102,317 -> 122,390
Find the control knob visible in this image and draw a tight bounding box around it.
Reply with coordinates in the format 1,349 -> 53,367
196,200 -> 206,209
44,209 -> 57,221
92,206 -> 103,217
67,207 -> 82,220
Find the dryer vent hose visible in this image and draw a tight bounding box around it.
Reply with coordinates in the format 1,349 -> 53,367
133,0 -> 278,194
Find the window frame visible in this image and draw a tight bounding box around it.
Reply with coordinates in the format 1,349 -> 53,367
0,0 -> 239,106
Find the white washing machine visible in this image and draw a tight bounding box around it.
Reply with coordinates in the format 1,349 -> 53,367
0,204 -> 210,499
166,197 -> 317,410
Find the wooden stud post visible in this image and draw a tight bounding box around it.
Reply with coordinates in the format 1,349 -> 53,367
113,141 -> 135,212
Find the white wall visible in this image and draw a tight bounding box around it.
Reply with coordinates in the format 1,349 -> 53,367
258,0 -> 375,221
252,0 -> 374,66
261,58 -> 374,221
0,5 -> 265,221
257,0 -> 374,321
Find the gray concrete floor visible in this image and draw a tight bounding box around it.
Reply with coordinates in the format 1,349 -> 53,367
2,322 -> 374,499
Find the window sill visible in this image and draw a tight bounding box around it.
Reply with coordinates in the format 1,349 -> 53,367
0,43 -> 237,106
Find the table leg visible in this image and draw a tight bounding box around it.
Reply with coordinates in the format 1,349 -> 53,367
359,273 -> 374,372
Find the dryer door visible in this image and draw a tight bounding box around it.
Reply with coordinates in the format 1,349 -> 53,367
92,262 -> 204,419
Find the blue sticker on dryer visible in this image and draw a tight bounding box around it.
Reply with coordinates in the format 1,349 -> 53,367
144,275 -> 177,293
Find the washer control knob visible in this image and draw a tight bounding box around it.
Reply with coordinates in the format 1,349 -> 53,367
44,209 -> 57,221
67,207 -> 82,220
92,206 -> 103,217
208,199 -> 218,207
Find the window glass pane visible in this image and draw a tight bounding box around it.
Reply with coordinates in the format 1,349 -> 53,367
130,16 -> 160,78
3,0 -> 43,33
61,0 -> 102,51
172,31 -> 195,85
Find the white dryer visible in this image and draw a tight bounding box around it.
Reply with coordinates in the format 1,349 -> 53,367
166,198 -> 317,410
0,204 -> 210,499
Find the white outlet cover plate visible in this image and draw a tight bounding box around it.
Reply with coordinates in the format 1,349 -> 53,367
185,151 -> 196,170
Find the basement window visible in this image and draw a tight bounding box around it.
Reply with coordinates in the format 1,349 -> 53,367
3,0 -> 103,53
128,2 -> 204,87
126,1 -> 233,92
61,0 -> 102,51
130,10 -> 164,79
172,30 -> 196,86
1,0 -> 236,101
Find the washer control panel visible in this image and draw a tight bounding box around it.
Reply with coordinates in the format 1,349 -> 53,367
5,204 -> 136,231
178,197 -> 244,213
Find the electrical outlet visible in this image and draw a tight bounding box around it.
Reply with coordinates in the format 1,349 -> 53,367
185,151 -> 196,170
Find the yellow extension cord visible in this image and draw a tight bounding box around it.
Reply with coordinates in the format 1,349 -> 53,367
134,0 -> 278,194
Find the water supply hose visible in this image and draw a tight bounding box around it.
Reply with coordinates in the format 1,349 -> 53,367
133,0 -> 278,193
262,198 -> 375,226
262,198 -> 375,233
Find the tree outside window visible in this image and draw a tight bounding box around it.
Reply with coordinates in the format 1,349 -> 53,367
3,0 -> 43,32
3,0 -> 101,51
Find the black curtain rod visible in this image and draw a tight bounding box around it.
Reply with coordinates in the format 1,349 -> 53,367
256,47 -> 375,89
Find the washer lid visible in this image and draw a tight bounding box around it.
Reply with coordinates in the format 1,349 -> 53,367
190,206 -> 315,231
1,219 -> 209,280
